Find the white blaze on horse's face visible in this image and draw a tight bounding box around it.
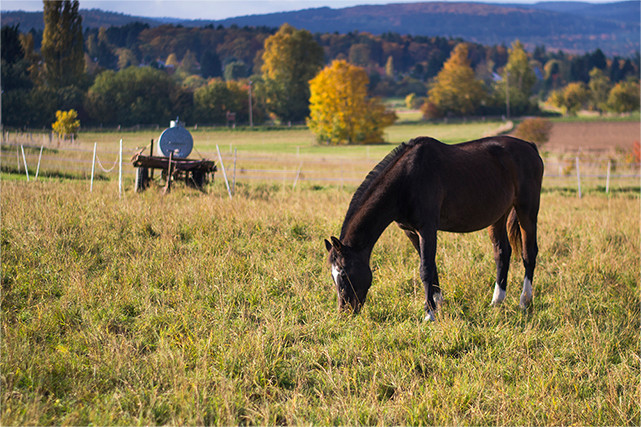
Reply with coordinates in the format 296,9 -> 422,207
331,264 -> 341,285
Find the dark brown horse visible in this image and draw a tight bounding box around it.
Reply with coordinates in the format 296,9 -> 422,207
325,136 -> 543,321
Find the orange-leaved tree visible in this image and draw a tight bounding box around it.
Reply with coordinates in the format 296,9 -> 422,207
308,60 -> 396,145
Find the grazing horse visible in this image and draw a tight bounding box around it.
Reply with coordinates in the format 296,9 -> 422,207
324,136 -> 543,321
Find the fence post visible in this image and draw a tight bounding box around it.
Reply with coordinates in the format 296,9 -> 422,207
575,156 -> 582,199
35,146 -> 43,181
118,139 -> 123,198
605,160 -> 611,194
293,163 -> 303,189
90,142 -> 97,192
232,148 -> 237,196
20,145 -> 29,181
216,144 -> 232,199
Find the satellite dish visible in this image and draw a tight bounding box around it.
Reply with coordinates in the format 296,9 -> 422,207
157,118 -> 193,158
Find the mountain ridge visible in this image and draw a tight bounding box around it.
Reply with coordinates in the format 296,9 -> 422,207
2,1 -> 638,55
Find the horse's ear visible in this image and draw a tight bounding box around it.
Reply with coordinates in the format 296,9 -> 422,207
330,236 -> 344,252
324,239 -> 332,252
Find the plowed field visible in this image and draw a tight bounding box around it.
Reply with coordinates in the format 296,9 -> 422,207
545,120 -> 640,151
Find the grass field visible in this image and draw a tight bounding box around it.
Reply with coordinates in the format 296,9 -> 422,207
2,172 -> 639,424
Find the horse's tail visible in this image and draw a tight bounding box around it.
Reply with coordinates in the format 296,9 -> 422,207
507,208 -> 522,259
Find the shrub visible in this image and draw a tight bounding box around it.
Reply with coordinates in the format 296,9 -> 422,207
513,117 -> 553,146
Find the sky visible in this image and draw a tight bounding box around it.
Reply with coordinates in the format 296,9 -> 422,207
0,0 -> 624,21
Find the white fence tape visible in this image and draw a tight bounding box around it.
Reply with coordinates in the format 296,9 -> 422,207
3,141 -> 640,191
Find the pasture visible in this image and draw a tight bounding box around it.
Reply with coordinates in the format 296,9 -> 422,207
2,169 -> 639,424
2,118 -> 640,424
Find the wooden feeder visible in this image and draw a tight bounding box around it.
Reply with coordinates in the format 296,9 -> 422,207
132,119 -> 217,193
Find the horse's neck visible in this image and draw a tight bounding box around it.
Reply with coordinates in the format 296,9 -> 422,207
340,188 -> 397,260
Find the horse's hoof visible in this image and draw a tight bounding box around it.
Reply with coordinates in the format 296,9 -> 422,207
433,292 -> 444,307
491,283 -> 506,306
519,293 -> 533,310
424,310 -> 436,322
520,278 -> 533,309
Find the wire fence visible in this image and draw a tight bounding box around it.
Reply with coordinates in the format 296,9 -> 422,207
2,137 -> 639,197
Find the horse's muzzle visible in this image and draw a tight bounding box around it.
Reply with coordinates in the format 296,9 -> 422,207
338,297 -> 362,314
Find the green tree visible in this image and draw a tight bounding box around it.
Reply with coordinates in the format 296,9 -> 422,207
86,27 -> 118,70
224,61 -> 247,81
261,24 -> 324,123
308,60 -> 397,145
200,49 -> 222,78
496,40 -> 537,116
607,80 -> 640,113
41,0 -> 84,88
349,43 -> 371,67
1,25 -> 33,127
588,67 -> 611,113
117,48 -> 138,70
427,43 -> 484,117
85,66 -> 180,126
193,78 -> 259,125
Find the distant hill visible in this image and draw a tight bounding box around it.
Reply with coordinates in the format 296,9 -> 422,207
208,1 -> 639,55
1,9 -> 166,32
2,1 -> 639,55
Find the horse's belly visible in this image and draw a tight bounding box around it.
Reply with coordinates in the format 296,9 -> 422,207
438,191 -> 513,233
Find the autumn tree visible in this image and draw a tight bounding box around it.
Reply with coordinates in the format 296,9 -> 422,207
426,43 -> 484,117
308,60 -> 397,145
52,109 -> 80,138
549,82 -> 589,115
607,79 -> 640,113
41,0 -> 84,88
513,117 -> 552,146
261,24 -> 324,123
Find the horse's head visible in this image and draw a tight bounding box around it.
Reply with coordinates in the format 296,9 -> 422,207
324,236 -> 372,313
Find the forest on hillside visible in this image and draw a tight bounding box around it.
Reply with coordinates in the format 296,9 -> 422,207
2,8 -> 639,130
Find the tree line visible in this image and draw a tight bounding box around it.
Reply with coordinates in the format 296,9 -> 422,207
1,0 -> 639,132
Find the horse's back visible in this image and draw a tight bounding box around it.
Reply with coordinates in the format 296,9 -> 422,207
402,136 -> 543,232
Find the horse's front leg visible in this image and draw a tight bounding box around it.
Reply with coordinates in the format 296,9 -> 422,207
419,227 -> 439,321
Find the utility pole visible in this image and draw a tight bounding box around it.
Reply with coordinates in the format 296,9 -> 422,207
505,69 -> 510,120
248,80 -> 253,128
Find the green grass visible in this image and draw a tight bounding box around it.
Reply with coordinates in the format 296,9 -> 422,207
1,177 -> 638,425
69,119 -> 509,158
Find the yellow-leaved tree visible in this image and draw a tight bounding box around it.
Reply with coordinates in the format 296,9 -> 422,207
52,109 -> 80,139
426,43 -> 485,117
308,60 -> 397,145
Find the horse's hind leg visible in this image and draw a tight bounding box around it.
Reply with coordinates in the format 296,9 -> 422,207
489,214 -> 511,306
515,206 -> 539,309
418,227 -> 440,321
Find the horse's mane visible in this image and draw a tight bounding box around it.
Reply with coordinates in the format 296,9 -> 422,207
340,138 -> 429,239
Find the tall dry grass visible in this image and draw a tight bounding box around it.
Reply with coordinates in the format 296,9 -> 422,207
1,178 -> 639,425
